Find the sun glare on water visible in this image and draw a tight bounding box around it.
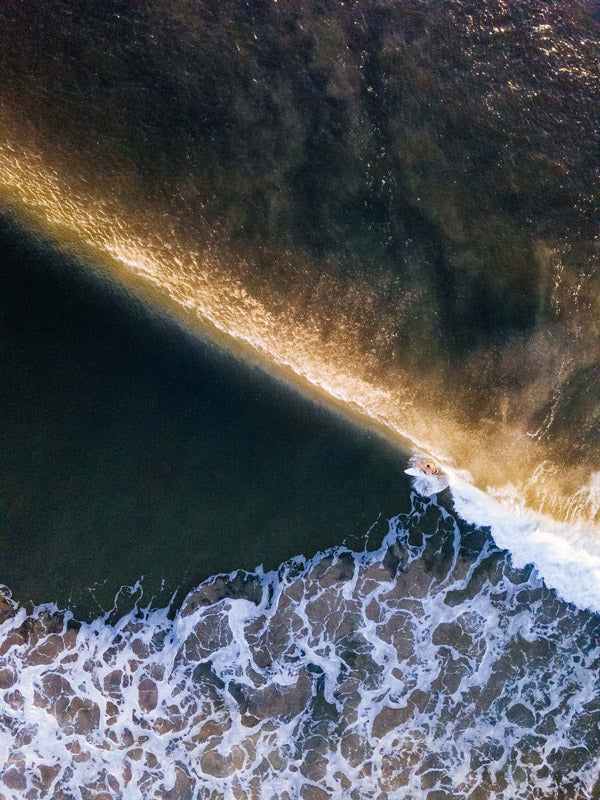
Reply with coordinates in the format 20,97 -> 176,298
1,133 -> 599,545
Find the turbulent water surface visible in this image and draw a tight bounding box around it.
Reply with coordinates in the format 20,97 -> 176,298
2,498 -> 600,799
1,1 -> 599,798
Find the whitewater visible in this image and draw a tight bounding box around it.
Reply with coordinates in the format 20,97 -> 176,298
444,470 -> 600,615
1,494 -> 599,799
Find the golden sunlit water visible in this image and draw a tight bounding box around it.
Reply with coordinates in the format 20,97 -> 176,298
1,128 -> 598,540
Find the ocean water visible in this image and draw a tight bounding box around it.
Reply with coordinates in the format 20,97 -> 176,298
1,1 -> 599,798
0,216 -> 412,615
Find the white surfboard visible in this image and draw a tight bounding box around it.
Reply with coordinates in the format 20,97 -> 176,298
404,466 -> 450,495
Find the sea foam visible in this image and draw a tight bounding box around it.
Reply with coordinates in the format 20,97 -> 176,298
1,495 -> 599,800
446,470 -> 600,615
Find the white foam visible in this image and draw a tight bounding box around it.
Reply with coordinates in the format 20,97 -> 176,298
1,497 -> 599,798
446,468 -> 600,614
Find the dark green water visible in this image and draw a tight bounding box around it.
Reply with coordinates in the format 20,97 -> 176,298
0,215 -> 412,615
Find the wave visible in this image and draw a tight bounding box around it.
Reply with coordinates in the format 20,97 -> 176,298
1,135 -> 599,618
1,495 -> 599,799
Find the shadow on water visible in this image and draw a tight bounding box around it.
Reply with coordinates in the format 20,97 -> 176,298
0,216 -> 413,618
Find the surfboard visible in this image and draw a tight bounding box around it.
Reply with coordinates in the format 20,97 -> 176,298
404,465 -> 450,495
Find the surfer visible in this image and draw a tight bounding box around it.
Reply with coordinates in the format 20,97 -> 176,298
418,462 -> 440,476
404,457 -> 448,495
